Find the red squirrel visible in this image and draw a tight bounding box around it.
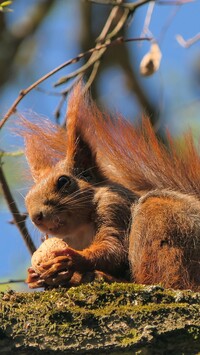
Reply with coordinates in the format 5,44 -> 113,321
21,83 -> 200,291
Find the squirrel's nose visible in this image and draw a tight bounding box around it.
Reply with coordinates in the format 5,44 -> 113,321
32,211 -> 43,225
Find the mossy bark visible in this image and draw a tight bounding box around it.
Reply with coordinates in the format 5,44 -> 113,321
0,282 -> 200,354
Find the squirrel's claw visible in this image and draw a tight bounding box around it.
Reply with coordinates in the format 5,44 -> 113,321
40,255 -> 73,277
38,248 -> 89,278
40,257 -> 73,279
43,270 -> 73,286
26,267 -> 45,289
27,247 -> 93,288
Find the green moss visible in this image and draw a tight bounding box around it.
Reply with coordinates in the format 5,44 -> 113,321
120,329 -> 141,346
0,282 -> 200,354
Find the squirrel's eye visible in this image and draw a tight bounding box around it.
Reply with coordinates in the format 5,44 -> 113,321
57,176 -> 71,190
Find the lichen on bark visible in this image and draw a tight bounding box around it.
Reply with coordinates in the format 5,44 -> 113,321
0,282 -> 200,354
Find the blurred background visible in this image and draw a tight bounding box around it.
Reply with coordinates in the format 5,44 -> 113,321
0,0 -> 200,291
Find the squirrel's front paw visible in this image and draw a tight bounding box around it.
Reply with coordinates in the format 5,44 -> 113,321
26,267 -> 46,289
40,248 -> 89,279
28,238 -> 92,288
26,266 -> 73,288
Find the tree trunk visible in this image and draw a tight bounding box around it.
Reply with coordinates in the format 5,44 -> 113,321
0,282 -> 200,354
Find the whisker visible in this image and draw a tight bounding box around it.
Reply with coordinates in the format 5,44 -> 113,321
10,220 -> 28,226
56,199 -> 94,212
57,203 -> 92,213
55,193 -> 95,211
16,191 -> 26,200
54,188 -> 94,208
61,191 -> 94,204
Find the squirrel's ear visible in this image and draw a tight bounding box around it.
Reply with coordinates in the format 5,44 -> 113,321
25,138 -> 53,182
66,82 -> 105,182
19,116 -> 66,182
72,132 -> 104,182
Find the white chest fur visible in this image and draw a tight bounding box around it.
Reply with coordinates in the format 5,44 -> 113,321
61,222 -> 95,250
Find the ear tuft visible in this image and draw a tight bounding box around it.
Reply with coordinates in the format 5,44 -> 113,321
65,81 -> 85,170
17,115 -> 66,181
65,82 -> 106,182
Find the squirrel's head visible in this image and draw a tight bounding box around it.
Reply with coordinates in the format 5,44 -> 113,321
25,159 -> 98,238
22,83 -> 107,239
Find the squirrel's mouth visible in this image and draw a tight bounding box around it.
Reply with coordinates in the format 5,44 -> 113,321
48,225 -> 63,234
34,216 -> 65,236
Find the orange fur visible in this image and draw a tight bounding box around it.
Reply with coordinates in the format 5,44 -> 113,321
18,115 -> 67,181
79,91 -> 200,291
19,83 -> 200,291
19,83 -> 135,289
80,108 -> 200,196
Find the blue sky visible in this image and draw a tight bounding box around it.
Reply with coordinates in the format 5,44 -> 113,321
0,0 -> 200,291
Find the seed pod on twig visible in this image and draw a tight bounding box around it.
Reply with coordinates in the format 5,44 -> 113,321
140,42 -> 162,76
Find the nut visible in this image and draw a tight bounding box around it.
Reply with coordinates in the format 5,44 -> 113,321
31,237 -> 68,274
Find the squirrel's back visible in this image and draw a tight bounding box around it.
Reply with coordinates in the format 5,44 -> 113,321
86,112 -> 200,196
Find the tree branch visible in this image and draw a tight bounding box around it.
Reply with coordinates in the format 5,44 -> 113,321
0,36 -> 151,130
0,161 -> 36,255
0,283 -> 200,353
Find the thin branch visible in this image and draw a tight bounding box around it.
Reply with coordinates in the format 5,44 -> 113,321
0,41 -> 109,129
176,33 -> 200,48
96,5 -> 121,42
54,3 -> 125,114
35,87 -> 63,96
54,1 -> 139,88
88,0 -> 193,6
55,3 -> 125,87
88,0 -> 153,10
0,0 -> 157,129
0,36 -> 151,130
141,2 -> 155,38
0,162 -> 36,255
54,43 -> 108,87
106,7 -> 130,40
84,60 -> 101,92
0,279 -> 25,285
157,0 -> 194,4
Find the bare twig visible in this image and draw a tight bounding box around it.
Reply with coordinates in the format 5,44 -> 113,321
84,60 -> 101,92
88,0 -> 151,8
54,2 -> 126,87
0,162 -> 36,255
176,33 -> 200,48
141,2 -> 155,38
54,43 -> 109,87
0,36 -> 151,130
106,7 -> 130,40
35,87 -> 62,96
88,0 -> 193,6
97,4 -> 121,42
157,0 -> 193,4
0,279 -> 25,285
0,41 -> 109,129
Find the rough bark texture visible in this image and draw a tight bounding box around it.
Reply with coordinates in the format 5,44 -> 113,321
0,282 -> 200,354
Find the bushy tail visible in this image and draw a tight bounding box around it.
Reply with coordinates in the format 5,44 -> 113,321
93,115 -> 200,195
75,87 -> 200,196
